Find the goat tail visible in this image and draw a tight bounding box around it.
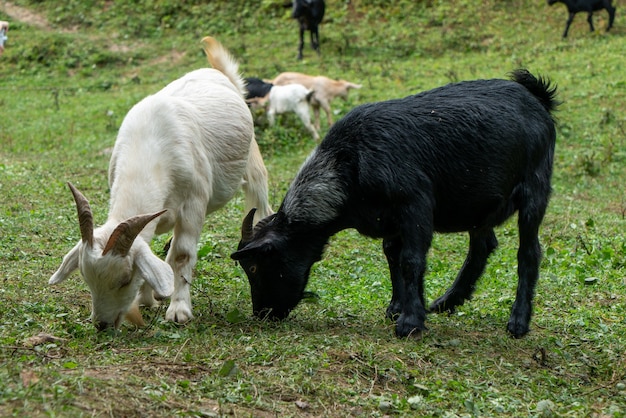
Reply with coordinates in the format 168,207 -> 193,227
242,138 -> 274,225
201,36 -> 247,97
305,89 -> 315,103
510,69 -> 560,114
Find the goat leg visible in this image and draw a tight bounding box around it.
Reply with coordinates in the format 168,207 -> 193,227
430,229 -> 498,314
383,238 -> 403,320
563,12 -> 575,37
586,12 -> 595,32
297,27 -> 305,60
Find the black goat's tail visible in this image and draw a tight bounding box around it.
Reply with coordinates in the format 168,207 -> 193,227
510,69 -> 560,114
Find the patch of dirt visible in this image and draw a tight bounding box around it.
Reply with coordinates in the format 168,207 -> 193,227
2,1 -> 54,30
2,1 -> 188,68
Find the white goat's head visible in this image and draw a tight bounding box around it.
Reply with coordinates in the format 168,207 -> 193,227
49,183 -> 174,331
337,80 -> 362,100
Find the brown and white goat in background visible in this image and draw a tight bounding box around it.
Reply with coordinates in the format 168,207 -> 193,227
49,37 -> 273,331
271,72 -> 362,131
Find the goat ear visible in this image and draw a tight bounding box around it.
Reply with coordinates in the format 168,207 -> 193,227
134,242 -> 174,299
49,242 -> 81,285
230,239 -> 274,261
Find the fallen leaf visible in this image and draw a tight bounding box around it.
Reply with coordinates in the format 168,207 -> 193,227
23,333 -> 66,347
20,370 -> 40,387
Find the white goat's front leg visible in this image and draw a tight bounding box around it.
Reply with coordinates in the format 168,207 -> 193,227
320,99 -> 333,127
296,103 -> 319,140
138,281 -> 159,307
165,203 -> 205,323
267,108 -> 276,126
312,105 -> 322,132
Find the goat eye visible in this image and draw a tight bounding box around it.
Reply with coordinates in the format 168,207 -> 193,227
249,265 -> 257,274
118,275 -> 132,288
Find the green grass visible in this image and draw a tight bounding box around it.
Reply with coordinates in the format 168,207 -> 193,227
1,0 -> 626,416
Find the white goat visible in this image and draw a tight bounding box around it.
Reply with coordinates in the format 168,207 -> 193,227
49,37 -> 273,331
266,83 -> 319,140
271,72 -> 362,130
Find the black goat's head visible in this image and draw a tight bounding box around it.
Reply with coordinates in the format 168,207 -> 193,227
231,209 -> 314,320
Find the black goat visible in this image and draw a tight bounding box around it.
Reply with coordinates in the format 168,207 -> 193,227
244,77 -> 273,101
232,69 -> 559,339
548,0 -> 616,38
291,0 -> 325,60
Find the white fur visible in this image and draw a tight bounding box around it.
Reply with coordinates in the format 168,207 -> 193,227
271,72 -> 362,130
49,38 -> 272,330
267,84 -> 320,140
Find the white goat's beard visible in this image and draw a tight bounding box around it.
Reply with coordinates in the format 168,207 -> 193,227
124,301 -> 145,327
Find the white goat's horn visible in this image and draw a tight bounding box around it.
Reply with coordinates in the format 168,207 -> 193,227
67,182 -> 94,247
241,208 -> 257,244
102,210 -> 167,257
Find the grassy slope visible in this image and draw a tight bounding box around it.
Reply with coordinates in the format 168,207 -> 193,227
1,0 -> 626,416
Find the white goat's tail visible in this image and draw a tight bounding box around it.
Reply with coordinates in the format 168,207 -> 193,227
201,36 -> 247,97
243,138 -> 274,225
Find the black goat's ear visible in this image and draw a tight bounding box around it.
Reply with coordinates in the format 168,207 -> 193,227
230,239 -> 273,261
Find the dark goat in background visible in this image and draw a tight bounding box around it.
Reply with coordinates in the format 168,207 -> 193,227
291,0 -> 325,60
232,69 -> 559,339
548,0 -> 616,38
244,77 -> 273,101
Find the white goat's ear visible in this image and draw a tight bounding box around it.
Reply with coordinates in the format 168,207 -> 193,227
49,242 -> 81,285
134,242 -> 174,299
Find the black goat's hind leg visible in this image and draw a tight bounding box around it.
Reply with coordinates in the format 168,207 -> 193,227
607,6 -> 616,31
430,229 -> 498,314
507,185 -> 548,337
311,27 -> 321,55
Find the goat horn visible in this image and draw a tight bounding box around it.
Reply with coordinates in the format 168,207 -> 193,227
67,182 -> 94,247
102,210 -> 167,257
241,208 -> 257,244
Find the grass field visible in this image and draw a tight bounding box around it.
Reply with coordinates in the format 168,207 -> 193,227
1,0 -> 626,416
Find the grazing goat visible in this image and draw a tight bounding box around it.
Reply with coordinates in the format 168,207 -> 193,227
244,77 -> 273,102
548,0 -> 616,38
271,72 -> 362,131
291,0 -> 325,60
232,69 -> 559,339
49,37 -> 273,331
267,83 -> 320,140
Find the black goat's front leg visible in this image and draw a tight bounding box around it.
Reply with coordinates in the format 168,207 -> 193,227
297,27 -> 305,60
430,229 -> 498,314
383,237 -> 403,320
586,12 -> 595,32
563,12 -> 575,37
395,249 -> 429,338
393,223 -> 432,338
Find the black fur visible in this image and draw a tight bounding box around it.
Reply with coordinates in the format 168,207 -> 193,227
291,0 -> 325,60
232,69 -> 559,339
547,0 -> 616,38
244,77 -> 273,100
